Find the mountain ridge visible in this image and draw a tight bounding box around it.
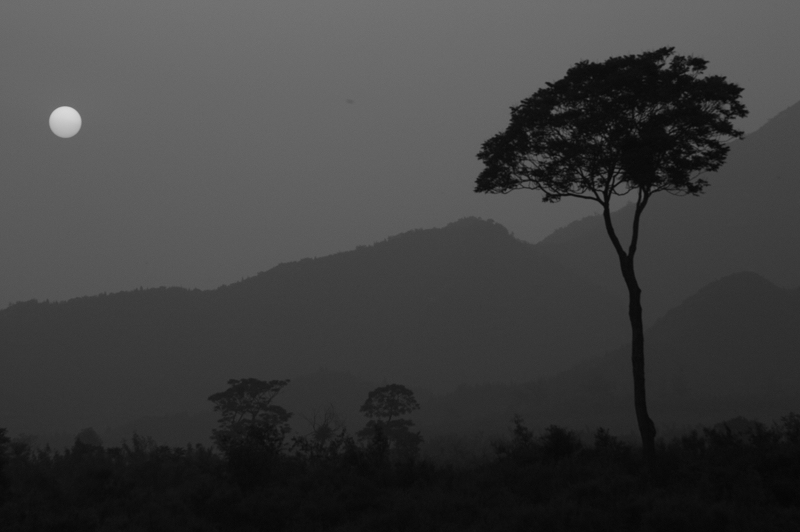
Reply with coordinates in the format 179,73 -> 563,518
8,246 -> 799,450
0,216 -> 630,436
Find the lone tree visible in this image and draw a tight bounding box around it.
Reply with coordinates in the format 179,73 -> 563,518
475,47 -> 746,470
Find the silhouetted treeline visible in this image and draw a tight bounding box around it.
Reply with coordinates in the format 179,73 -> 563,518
2,411 -> 800,531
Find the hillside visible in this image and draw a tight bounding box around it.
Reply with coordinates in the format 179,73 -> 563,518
17,271 -> 800,453
533,98 -> 800,325
0,217 -> 629,436
372,271 -> 800,442
120,272 -> 800,448
529,271 -> 800,434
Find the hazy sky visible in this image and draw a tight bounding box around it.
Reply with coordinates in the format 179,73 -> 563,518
1,1 -> 798,307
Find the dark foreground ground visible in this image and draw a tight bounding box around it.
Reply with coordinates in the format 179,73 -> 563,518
2,414 -> 799,532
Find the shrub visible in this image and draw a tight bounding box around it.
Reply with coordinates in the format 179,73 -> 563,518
74,427 -> 104,448
780,412 -> 800,446
539,424 -> 583,462
678,429 -> 706,459
492,415 -> 539,465
593,427 -> 631,462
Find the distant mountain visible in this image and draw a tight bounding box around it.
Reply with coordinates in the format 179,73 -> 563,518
281,271 -> 800,444
17,272 -> 799,452
533,99 -> 800,325
530,271 -> 800,433
0,217 -> 629,436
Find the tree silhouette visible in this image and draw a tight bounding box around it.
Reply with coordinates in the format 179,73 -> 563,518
290,403 -> 351,468
301,403 -> 347,444
207,378 -> 292,456
357,384 -> 423,460
475,47 -> 747,471
74,427 -> 103,448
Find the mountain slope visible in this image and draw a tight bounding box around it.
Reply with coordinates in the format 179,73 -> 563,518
0,217 -> 629,435
533,99 -> 800,324
17,271 -> 800,449
408,272 -> 800,440
541,271 -> 800,430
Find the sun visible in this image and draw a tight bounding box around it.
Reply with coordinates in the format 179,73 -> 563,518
49,106 -> 82,138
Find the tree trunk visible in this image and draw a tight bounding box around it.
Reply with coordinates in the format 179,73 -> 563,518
621,258 -> 657,472
600,195 -> 656,475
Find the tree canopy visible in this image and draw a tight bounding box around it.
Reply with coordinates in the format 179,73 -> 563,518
476,47 -> 747,205
359,383 -> 420,423
207,378 -> 292,451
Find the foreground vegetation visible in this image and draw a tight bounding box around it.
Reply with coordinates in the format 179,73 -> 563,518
1,411 -> 799,531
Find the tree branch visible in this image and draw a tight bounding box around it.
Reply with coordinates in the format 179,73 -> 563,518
601,199 -> 626,261
628,186 -> 650,258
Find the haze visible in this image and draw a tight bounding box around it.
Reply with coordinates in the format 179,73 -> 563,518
1,1 -> 798,307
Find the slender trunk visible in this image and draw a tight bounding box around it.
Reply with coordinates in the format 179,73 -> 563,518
600,195 -> 656,474
620,258 -> 657,471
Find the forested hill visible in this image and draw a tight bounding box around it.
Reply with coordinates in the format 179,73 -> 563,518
533,98 -> 800,325
0,217 -> 629,436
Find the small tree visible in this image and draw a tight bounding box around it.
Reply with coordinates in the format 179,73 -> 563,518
476,47 -> 747,472
75,427 -> 104,448
539,424 -> 583,462
357,384 -> 423,461
208,378 -> 292,456
304,403 -> 346,443
291,403 -> 350,467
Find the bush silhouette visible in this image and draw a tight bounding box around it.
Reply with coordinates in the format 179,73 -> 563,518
2,409 -> 800,530
780,412 -> 800,446
539,424 -> 583,462
592,427 -> 631,461
291,403 -> 349,467
492,415 -> 539,465
74,427 -> 103,448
